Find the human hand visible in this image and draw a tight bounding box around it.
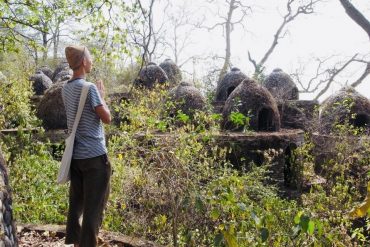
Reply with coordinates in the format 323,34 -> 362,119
96,79 -> 105,98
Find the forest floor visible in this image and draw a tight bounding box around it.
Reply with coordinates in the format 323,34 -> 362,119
17,224 -> 159,247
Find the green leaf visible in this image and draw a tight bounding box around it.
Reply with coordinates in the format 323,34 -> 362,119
214,233 -> 223,247
308,220 -> 315,235
300,215 -> 310,233
223,230 -> 238,247
260,228 -> 269,242
195,196 -> 204,212
316,221 -> 323,236
294,211 -> 303,224
211,208 -> 221,220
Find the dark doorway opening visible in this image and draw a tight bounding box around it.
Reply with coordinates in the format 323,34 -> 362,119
258,107 -> 275,131
291,87 -> 299,100
284,146 -> 292,187
350,113 -> 369,128
227,86 -> 236,98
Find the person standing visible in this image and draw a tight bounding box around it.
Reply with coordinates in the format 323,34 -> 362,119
62,45 -> 111,247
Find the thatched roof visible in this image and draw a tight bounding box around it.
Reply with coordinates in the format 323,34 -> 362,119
263,68 -> 298,101
167,81 -> 206,118
159,59 -> 182,86
29,71 -> 53,95
215,67 -> 248,102
319,87 -> 370,135
36,65 -> 53,79
51,61 -> 71,82
36,80 -> 67,130
136,63 -> 168,88
222,78 -> 281,132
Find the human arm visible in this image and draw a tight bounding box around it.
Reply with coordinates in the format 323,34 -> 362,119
92,80 -> 111,124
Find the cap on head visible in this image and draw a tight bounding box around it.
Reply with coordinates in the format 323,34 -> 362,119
65,45 -> 87,70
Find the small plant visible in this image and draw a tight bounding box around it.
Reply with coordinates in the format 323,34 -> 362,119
229,111 -> 251,132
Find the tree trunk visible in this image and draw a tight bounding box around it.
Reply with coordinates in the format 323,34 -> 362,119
53,26 -> 60,60
339,0 -> 370,40
217,0 -> 235,84
42,32 -> 48,61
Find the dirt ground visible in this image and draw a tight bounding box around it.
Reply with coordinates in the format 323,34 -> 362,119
18,230 -> 124,247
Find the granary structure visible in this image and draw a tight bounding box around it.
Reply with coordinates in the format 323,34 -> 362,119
263,68 -> 318,131
29,71 -> 53,95
36,65 -> 54,79
136,62 -> 168,88
159,59 -> 182,86
36,80 -> 68,130
213,68 -> 248,113
314,87 -> 370,176
166,81 -> 206,119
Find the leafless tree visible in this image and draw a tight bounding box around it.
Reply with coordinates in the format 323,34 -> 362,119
291,0 -> 370,100
162,1 -> 197,68
248,0 -> 321,76
197,0 -> 252,83
127,0 -> 169,69
291,54 -> 370,100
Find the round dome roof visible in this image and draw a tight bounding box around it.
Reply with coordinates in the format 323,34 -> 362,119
215,67 -> 248,102
222,78 -> 281,132
319,87 -> 370,135
263,68 -> 298,101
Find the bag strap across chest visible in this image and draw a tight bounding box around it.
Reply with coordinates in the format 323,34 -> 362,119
71,83 -> 90,135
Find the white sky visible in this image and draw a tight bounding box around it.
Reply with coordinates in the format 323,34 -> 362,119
151,0 -> 370,101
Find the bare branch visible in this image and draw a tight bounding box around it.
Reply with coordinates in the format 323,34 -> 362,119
339,0 -> 370,40
351,62 -> 370,87
248,0 -> 321,75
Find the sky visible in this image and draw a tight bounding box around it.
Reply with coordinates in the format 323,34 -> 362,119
151,0 -> 369,102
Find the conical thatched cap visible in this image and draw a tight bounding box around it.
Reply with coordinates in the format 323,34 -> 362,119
215,67 -> 248,102
222,78 -> 281,132
29,71 -> 53,95
167,81 -> 206,117
319,87 -> 370,135
36,79 -> 68,129
159,59 -> 182,86
136,63 -> 168,88
263,68 -> 298,101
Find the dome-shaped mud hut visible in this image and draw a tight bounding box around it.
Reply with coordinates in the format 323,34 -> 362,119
52,61 -> 72,82
53,70 -> 72,83
159,59 -> 182,85
166,81 -> 206,118
215,67 -> 248,102
222,78 -> 281,132
30,71 -> 53,95
263,68 -> 298,101
36,80 -> 68,129
36,65 -> 53,79
319,87 -> 370,135
136,62 -> 168,88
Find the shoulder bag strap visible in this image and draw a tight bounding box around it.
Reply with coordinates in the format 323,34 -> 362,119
71,83 -> 90,135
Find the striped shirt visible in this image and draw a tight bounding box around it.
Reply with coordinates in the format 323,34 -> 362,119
62,78 -> 107,159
